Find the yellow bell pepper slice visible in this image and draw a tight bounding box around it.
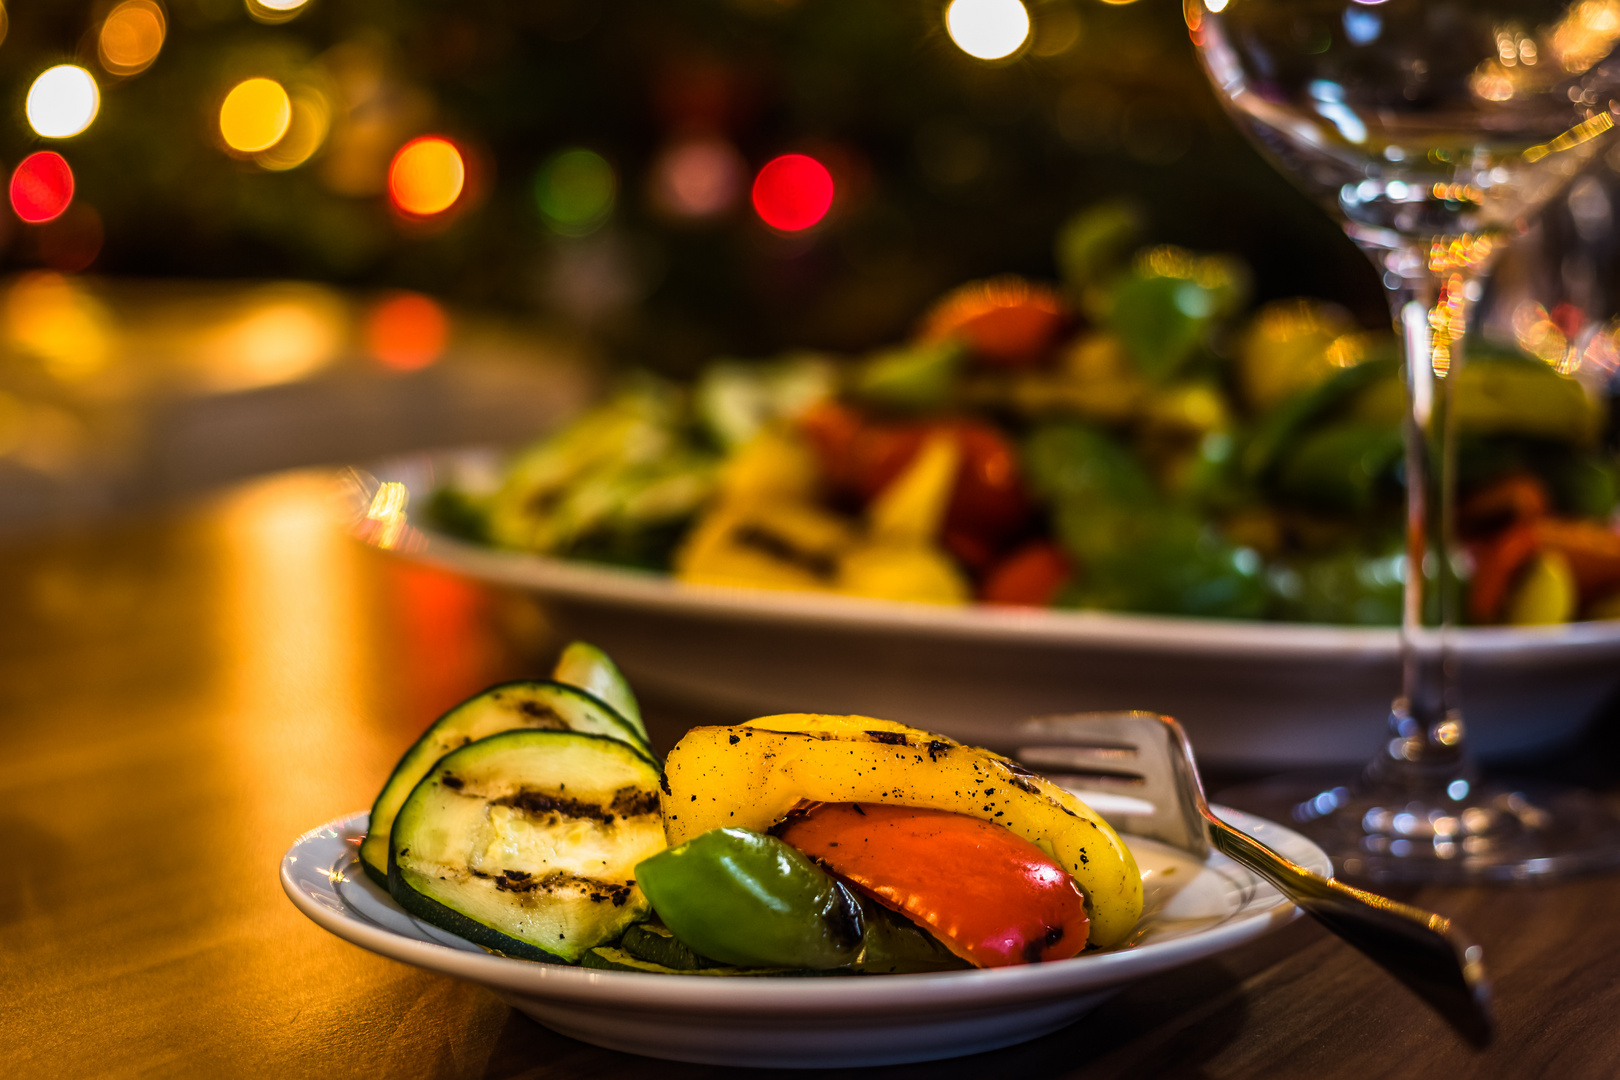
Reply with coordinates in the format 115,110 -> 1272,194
674,500 -> 855,592
867,432 -> 959,545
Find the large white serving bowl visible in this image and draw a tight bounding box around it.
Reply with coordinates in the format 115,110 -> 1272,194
347,454 -> 1620,767
282,808 -> 1324,1068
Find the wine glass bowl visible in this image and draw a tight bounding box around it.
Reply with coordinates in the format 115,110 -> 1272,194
1188,0 -> 1620,248
1186,0 -> 1620,881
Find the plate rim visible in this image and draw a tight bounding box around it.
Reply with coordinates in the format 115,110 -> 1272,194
345,452 -> 1620,663
281,806 -> 1324,1014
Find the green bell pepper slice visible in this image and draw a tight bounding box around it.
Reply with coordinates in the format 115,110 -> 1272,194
636,827 -> 864,970
635,827 -> 966,973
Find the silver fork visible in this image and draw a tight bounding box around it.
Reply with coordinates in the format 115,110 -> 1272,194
995,711 -> 1493,1048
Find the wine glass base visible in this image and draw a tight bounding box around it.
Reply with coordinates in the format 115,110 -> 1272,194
1217,771 -> 1620,884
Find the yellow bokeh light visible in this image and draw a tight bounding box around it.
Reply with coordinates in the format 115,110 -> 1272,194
26,65 -> 101,139
99,0 -> 166,77
255,88 -> 330,170
220,78 -> 292,154
388,137 -> 466,216
945,0 -> 1031,60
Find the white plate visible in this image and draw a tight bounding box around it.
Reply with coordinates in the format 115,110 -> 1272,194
345,453 -> 1620,767
281,808 -> 1326,1068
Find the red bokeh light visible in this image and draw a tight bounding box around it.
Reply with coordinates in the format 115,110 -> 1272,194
366,292 -> 450,371
751,153 -> 834,231
10,152 -> 75,224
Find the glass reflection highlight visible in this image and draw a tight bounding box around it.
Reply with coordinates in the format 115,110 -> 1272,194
364,481 -> 411,549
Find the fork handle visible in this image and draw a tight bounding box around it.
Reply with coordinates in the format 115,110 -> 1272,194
1206,814 -> 1493,1048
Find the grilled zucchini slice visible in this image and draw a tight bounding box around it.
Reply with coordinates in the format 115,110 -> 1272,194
360,680 -> 651,884
550,641 -> 648,745
388,729 -> 665,964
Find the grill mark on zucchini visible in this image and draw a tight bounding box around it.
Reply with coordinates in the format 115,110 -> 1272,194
512,699 -> 569,729
610,786 -> 662,816
361,681 -> 654,886
489,784 -> 660,824
388,729 -> 664,963
462,865 -> 637,906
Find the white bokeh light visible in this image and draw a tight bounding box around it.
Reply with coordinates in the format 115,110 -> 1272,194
26,65 -> 101,139
945,0 -> 1031,61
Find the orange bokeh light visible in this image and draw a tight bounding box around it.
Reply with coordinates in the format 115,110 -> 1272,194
366,292 -> 449,370
388,137 -> 466,217
99,0 -> 166,76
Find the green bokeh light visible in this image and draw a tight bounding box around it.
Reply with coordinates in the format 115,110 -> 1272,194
535,148 -> 616,236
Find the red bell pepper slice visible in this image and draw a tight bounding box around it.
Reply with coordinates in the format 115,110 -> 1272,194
777,801 -> 1090,967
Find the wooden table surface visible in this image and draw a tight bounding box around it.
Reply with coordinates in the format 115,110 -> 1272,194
4,470 -> 1619,1080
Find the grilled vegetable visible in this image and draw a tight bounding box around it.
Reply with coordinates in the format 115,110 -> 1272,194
919,277 -> 1069,368
658,714 -> 1143,948
694,355 -> 835,450
387,729 -> 665,964
427,203 -> 1620,630
675,499 -> 856,592
777,802 -> 1090,966
851,339 -> 965,412
636,827 -> 866,969
634,826 -> 968,973
616,922 -> 722,970
486,380 -> 716,559
360,679 -> 649,883
980,541 -> 1073,607
550,641 -> 647,744
1504,551 -> 1578,626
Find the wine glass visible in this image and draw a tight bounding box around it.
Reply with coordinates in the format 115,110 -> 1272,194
1185,0 -> 1620,881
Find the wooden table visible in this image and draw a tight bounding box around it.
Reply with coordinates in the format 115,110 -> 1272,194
4,470 -> 1618,1079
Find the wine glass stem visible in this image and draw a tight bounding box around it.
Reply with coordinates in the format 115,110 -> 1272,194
1374,265 -> 1471,790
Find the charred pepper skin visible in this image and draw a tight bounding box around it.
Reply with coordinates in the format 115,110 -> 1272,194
635,828 -> 865,970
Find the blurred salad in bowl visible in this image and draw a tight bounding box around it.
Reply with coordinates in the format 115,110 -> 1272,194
428,205 -> 1620,627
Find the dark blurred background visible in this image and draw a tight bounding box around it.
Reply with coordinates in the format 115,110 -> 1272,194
0,0 -> 1387,374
